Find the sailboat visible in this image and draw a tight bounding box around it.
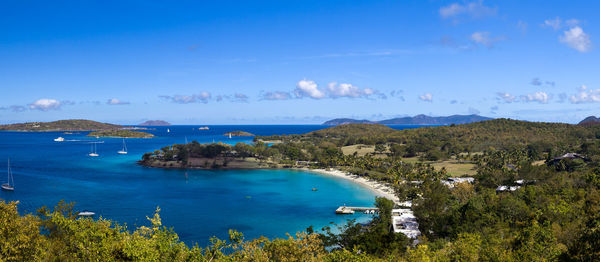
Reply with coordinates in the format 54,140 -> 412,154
2,159 -> 14,191
167,128 -> 170,133
117,138 -> 128,154
229,133 -> 232,139
89,143 -> 99,157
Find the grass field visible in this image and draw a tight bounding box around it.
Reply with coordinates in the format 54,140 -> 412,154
431,161 -> 477,177
401,157 -> 477,176
341,144 -> 375,156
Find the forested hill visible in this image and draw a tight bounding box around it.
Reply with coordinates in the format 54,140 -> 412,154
322,114 -> 492,125
264,119 -> 600,154
0,119 -> 121,131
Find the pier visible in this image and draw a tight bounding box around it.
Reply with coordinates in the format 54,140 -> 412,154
335,206 -> 379,214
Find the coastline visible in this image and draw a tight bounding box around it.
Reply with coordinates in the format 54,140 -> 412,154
298,168 -> 400,204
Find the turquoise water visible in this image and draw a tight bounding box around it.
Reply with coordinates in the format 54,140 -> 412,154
0,125 -> 419,245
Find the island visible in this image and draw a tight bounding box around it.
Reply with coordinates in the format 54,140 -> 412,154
87,130 -> 154,138
224,131 -> 255,136
138,120 -> 171,126
0,119 -> 121,131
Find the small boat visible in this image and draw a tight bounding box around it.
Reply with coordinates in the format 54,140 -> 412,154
229,133 -> 232,139
198,126 -> 209,130
54,137 -> 65,142
312,187 -> 318,191
78,211 -> 96,217
117,138 -> 128,154
167,128 -> 170,133
1,159 -> 14,191
364,210 -> 369,214
89,143 -> 99,157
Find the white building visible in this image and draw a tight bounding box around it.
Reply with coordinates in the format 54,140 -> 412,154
391,208 -> 421,239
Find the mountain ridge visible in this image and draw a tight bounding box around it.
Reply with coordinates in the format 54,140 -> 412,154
323,114 -> 493,125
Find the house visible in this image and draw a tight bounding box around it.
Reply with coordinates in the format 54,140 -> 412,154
547,153 -> 588,165
496,185 -> 521,192
442,177 -> 475,188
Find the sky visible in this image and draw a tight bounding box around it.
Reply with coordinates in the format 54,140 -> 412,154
1,0 -> 599,124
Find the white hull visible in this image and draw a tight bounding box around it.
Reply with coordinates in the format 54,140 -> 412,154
89,153 -> 99,157
117,151 -> 127,155
78,211 -> 95,216
1,183 -> 14,191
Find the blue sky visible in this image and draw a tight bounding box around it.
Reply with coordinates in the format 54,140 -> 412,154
1,0 -> 599,124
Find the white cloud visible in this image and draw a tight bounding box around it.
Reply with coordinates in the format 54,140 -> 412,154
28,99 -> 62,111
160,92 -> 212,104
569,85 -> 600,103
439,1 -> 496,20
260,91 -> 292,101
419,93 -> 433,102
327,82 -> 375,98
470,31 -> 504,48
565,19 -> 580,27
294,79 -> 325,99
560,26 -> 591,52
521,92 -> 550,103
496,92 -> 516,103
544,17 -> 562,30
106,98 -> 130,105
216,93 -> 249,102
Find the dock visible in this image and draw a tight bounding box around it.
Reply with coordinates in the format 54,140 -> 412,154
335,206 -> 379,214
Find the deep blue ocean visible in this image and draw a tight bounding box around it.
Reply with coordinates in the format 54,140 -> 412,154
0,125 -> 422,245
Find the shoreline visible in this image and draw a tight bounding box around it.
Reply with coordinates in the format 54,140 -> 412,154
297,168 -> 400,204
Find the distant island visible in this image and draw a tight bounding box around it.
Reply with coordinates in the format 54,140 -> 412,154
578,116 -> 600,126
323,114 -> 493,125
87,130 -> 154,138
138,120 -> 171,126
0,119 -> 121,131
224,131 -> 255,136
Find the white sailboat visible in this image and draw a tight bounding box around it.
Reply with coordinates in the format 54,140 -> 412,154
89,143 -> 99,157
2,159 -> 14,191
117,138 -> 128,154
167,128 -> 170,133
229,133 -> 232,139
54,137 -> 65,142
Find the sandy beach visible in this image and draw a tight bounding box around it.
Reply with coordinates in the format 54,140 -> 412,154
299,168 -> 400,204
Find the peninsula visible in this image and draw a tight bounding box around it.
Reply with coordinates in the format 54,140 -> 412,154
0,119 -> 121,131
87,130 -> 154,138
140,142 -> 269,169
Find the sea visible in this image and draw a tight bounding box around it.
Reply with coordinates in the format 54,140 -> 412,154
0,125 -> 423,245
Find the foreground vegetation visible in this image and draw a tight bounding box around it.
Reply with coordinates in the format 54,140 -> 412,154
4,118 -> 600,260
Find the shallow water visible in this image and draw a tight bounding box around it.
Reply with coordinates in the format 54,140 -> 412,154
0,125 -> 420,245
